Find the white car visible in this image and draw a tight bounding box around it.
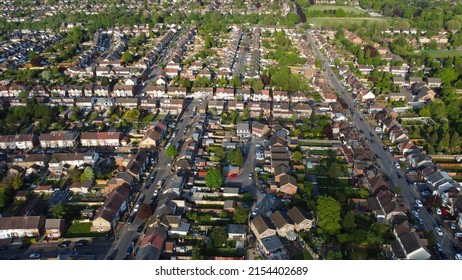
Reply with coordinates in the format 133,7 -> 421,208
436,208 -> 442,215
153,189 -> 159,197
415,199 -> 423,208
411,211 -> 420,219
435,226 -> 443,236
394,162 -> 400,168
133,203 -> 141,212
251,207 -> 259,216
29,253 -> 41,259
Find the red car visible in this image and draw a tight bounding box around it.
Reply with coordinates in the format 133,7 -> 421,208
228,173 -> 237,178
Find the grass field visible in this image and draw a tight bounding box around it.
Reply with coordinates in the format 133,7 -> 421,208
306,5 -> 367,14
306,16 -> 388,27
420,50 -> 462,58
65,222 -> 106,238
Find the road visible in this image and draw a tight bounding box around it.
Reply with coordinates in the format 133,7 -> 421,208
233,33 -> 249,78
0,238 -> 113,260
106,98 -> 201,260
305,29 -> 460,259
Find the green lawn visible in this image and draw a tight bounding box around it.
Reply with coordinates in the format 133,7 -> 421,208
64,222 -> 106,238
307,17 -> 388,27
420,50 -> 462,58
306,5 -> 368,14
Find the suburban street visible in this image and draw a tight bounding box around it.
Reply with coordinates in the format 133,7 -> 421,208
0,238 -> 113,260
106,98 -> 201,260
305,30 -> 460,259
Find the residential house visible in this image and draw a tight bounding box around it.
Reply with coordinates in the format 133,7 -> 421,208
250,215 -> 276,241
135,227 -> 167,260
139,121 -> 167,148
287,206 -> 315,232
91,185 -> 131,232
0,216 -> 45,239
160,98 -> 184,114
252,122 -> 270,138
115,97 -> 139,109
48,152 -> 99,176
236,122 -> 250,138
270,210 -> 294,237
278,174 -> 298,195
93,98 -> 115,110
81,132 -> 121,147
112,84 -> 134,97
45,219 -> 65,239
293,103 -> 312,118
227,224 -> 247,240
40,131 -> 79,148
426,78 -> 442,88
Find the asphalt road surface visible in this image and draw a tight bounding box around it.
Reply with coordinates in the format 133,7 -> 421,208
305,29 -> 460,259
106,98 -> 201,260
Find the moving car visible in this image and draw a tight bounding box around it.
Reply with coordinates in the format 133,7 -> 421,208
412,211 -> 420,219
415,199 -> 423,208
394,162 -> 400,168
137,223 -> 145,233
435,226 -> 444,236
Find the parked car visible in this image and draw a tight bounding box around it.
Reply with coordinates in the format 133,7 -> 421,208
137,223 -> 145,233
394,162 -> 400,168
229,173 -> 237,178
29,253 -> 41,259
75,240 -> 88,246
127,215 -> 135,224
133,203 -> 141,212
415,199 -> 423,208
251,207 -> 259,216
436,208 -> 442,215
412,211 -> 420,219
58,241 -> 71,248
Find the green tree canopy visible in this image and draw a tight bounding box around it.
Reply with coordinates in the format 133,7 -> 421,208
165,145 -> 179,158
292,151 -> 303,163
233,206 -> 250,224
123,108 -> 140,123
210,226 -> 227,247
205,169 -> 223,189
317,195 -> 342,235
80,166 -> 95,182
11,174 -> 23,191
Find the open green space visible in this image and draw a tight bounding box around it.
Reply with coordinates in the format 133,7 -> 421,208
306,17 -> 387,27
64,222 -> 106,238
306,5 -> 368,14
420,50 -> 462,58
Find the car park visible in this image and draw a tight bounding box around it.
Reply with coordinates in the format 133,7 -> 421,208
435,226 -> 443,236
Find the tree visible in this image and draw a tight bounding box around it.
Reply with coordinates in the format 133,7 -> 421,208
80,166 -> 95,182
451,132 -> 460,152
121,51 -> 134,65
292,151 -> 303,163
426,230 -> 436,247
51,204 -> 65,219
328,162 -> 338,179
242,107 -> 250,120
233,206 -> 249,224
233,149 -> 244,167
326,250 -> 342,260
68,168 -> 82,183
101,77 -> 110,86
436,68 -> 458,85
11,174 -> 23,191
317,196 -> 342,235
0,183 -> 11,208
342,211 -> 357,231
205,169 -> 223,189
137,203 -> 153,220
440,132 -> 451,151
165,145 -> 179,158
227,150 -> 236,163
123,108 -> 140,123
210,227 -> 227,247
358,189 -> 369,199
